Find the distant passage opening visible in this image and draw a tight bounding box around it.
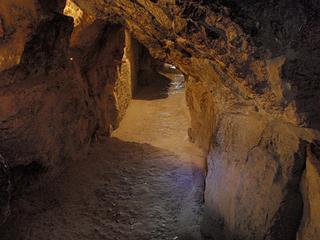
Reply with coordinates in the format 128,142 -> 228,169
135,52 -> 185,100
111,40 -> 205,240
113,42 -> 192,153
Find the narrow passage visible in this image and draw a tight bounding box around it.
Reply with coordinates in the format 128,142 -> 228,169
1,69 -> 205,240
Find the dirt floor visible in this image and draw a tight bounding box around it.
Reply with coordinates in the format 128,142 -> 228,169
0,72 -> 205,240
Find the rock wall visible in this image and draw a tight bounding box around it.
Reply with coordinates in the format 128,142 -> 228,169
0,0 -> 43,71
0,1 -> 319,239
70,1 -> 320,239
0,154 -> 10,224
297,142 -> 320,240
185,76 -> 216,152
0,0 -> 66,71
0,0 -> 142,224
202,113 -> 316,239
116,30 -> 141,121
67,3 -> 142,134
0,12 -> 94,177
71,21 -> 127,136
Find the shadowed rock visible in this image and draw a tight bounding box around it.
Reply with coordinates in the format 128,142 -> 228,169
0,155 -> 10,224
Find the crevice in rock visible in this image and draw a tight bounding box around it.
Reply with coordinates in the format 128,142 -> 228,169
10,161 -> 47,194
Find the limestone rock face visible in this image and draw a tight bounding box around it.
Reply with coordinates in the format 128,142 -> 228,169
185,76 -> 216,152
72,0 -> 320,141
0,13 -> 94,174
0,19 -> 4,38
298,141 -> 320,240
0,0 -> 142,179
67,8 -> 142,135
116,31 -> 141,120
0,0 -> 39,71
0,1 -> 143,220
0,1 -> 319,239
67,2 -> 319,239
202,113 -> 310,239
224,0 -> 320,129
0,155 -> 10,225
0,0 -> 66,71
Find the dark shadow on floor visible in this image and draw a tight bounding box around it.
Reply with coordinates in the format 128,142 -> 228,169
0,137 -> 204,240
134,69 -> 171,100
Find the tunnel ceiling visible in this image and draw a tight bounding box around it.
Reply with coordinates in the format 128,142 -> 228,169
0,0 -> 319,128
72,0 -> 320,129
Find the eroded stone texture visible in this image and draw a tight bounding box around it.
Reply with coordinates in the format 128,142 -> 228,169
0,1 -> 38,71
68,11 -> 142,135
72,0 -> 320,136
0,0 -> 145,224
202,113 -> 309,239
67,1 -> 319,239
185,76 -> 216,152
0,0 -> 319,239
223,0 -> 320,129
0,0 -> 67,71
298,141 -> 320,240
0,155 -> 10,225
0,19 -> 4,39
116,30 -> 141,120
0,0 -> 143,175
64,0 -> 84,27
0,13 -> 94,173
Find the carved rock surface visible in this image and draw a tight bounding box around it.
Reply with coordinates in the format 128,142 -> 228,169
0,155 -> 10,225
0,0 -> 67,71
298,141 -> 320,240
0,1 -> 144,224
0,1 -> 319,239
203,113 -> 307,239
0,13 -> 93,172
66,2 -> 319,239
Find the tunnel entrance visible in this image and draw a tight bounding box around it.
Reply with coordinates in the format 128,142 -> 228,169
114,58 -> 190,152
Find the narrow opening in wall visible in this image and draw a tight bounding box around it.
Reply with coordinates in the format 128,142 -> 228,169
113,43 -> 194,158
134,59 -> 185,100
110,38 -> 206,238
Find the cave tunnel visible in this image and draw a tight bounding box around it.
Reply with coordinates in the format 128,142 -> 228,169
0,0 -> 319,240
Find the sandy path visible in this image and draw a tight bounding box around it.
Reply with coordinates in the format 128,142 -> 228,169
1,74 -> 205,240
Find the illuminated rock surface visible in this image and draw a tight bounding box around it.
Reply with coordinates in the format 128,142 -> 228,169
0,0 -> 319,239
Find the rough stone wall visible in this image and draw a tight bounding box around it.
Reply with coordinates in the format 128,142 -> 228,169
0,10 -> 96,207
63,0 -> 83,27
69,19 -> 141,134
72,22 -> 127,135
0,1 -> 319,239
0,0 -> 66,72
201,113 -> 317,239
116,30 -> 141,121
0,154 -> 10,224
70,1 -> 320,239
64,0 -> 144,135
223,0 -> 320,129
0,0 -> 141,225
0,0 -> 42,71
185,76 -> 216,152
297,142 -> 320,240
137,45 -> 159,86
72,0 -> 320,133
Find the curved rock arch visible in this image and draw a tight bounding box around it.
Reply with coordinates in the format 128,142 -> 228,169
0,0 -> 319,239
